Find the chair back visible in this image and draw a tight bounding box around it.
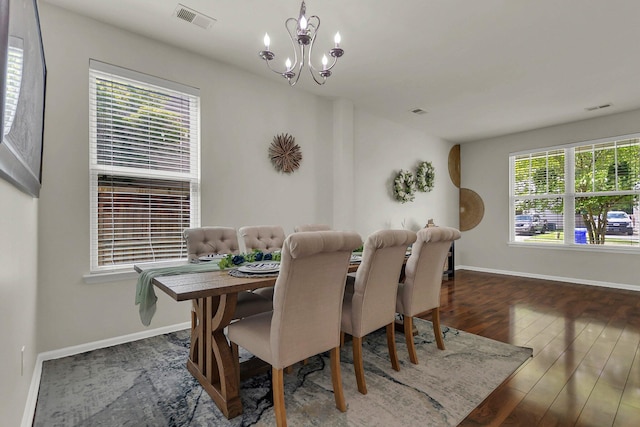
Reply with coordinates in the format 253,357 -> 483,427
239,225 -> 286,253
399,227 -> 461,316
294,224 -> 332,232
271,231 -> 362,368
183,226 -> 239,262
350,229 -> 416,335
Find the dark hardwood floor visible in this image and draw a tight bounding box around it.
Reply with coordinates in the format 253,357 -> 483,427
424,270 -> 640,427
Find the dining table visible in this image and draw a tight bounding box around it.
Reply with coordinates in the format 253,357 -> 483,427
134,260 -> 361,419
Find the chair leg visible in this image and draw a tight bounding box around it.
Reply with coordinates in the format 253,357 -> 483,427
340,331 -> 345,347
432,307 -> 445,350
404,315 -> 419,364
272,367 -> 287,427
330,347 -> 347,412
231,342 -> 240,386
352,336 -> 367,395
385,323 -> 400,371
284,365 -> 293,374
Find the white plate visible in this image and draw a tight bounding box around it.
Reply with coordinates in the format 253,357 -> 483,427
350,255 -> 362,263
238,262 -> 280,274
199,254 -> 226,262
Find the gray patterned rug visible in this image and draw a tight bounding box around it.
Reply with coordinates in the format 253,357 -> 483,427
34,319 -> 532,426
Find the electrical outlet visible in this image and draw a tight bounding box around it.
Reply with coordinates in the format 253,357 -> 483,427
21,346 -> 25,376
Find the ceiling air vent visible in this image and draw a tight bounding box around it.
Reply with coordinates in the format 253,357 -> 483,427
174,4 -> 216,30
410,108 -> 428,115
585,103 -> 612,112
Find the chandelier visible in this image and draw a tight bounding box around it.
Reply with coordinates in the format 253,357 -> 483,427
258,1 -> 344,86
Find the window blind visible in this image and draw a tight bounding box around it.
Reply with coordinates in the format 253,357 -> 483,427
3,39 -> 24,136
89,60 -> 200,271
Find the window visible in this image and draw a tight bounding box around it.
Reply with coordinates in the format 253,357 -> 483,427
89,61 -> 200,272
510,135 -> 640,249
4,37 -> 24,136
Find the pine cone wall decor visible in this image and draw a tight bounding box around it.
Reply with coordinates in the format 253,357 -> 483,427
268,133 -> 302,173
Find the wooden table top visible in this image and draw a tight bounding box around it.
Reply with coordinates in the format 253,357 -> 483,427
135,262 -> 360,302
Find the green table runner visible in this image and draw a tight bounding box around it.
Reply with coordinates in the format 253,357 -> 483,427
135,263 -> 222,326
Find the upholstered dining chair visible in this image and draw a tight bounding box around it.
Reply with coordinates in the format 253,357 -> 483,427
184,226 -> 240,262
227,231 -> 363,427
183,226 -> 272,319
341,229 -> 417,395
396,226 -> 461,364
239,225 -> 287,300
294,224 -> 332,232
238,225 -> 286,253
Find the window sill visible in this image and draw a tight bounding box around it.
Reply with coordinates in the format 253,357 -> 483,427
83,269 -> 139,284
83,259 -> 188,284
508,241 -> 640,254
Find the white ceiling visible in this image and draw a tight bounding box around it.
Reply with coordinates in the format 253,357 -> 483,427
42,0 -> 640,143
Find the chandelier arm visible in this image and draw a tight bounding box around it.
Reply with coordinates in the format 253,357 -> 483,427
263,59 -> 287,76
309,70 -> 327,85
323,55 -> 339,71
305,26 -> 326,85
288,44 -> 305,86
284,17 -> 300,69
306,17 -> 320,72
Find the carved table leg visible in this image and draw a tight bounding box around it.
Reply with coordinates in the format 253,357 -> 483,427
186,293 -> 241,419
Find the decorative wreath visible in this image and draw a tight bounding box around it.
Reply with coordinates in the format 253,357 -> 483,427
393,169 -> 416,203
416,161 -> 435,192
269,133 -> 302,173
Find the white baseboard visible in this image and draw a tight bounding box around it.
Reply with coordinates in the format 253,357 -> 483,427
458,265 -> 639,292
21,321 -> 190,427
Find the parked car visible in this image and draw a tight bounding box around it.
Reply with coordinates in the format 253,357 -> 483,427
605,211 -> 633,235
515,214 -> 545,235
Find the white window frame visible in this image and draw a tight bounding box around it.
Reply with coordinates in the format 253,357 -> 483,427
509,133 -> 640,252
89,60 -> 201,273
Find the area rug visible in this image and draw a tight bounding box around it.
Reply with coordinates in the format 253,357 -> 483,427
33,319 -> 532,426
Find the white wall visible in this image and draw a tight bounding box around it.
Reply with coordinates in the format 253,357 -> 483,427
35,3 -> 461,356
36,3 -> 336,352
353,109 -> 459,236
459,108 -> 640,288
0,179 -> 38,427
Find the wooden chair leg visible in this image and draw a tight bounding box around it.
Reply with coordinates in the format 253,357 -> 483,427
231,342 -> 240,386
272,367 -> 287,427
404,315 -> 419,364
284,365 -> 293,374
352,336 -> 367,394
340,331 -> 345,347
385,323 -> 400,371
330,347 -> 347,412
432,307 -> 445,350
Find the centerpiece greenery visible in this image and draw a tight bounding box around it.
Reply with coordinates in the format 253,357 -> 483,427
218,249 -> 282,269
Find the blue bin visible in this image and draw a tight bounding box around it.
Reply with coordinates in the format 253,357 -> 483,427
574,228 -> 587,244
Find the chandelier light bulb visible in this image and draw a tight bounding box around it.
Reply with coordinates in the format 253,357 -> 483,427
334,32 -> 341,47
322,55 -> 328,70
285,58 -> 292,71
264,33 -> 270,50
299,15 -> 308,30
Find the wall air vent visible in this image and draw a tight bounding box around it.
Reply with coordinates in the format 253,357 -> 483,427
585,103 -> 612,112
410,108 -> 428,115
174,4 -> 216,30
